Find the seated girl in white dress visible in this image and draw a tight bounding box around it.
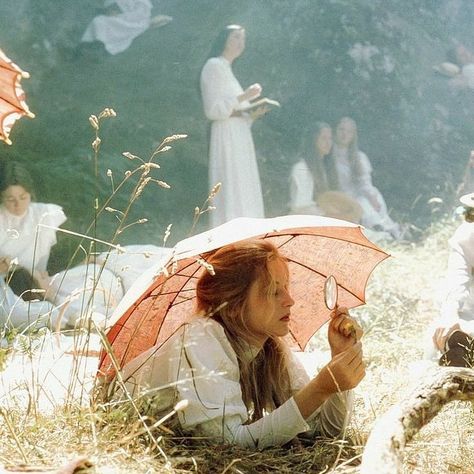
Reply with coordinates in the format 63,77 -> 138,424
289,122 -> 363,224
107,239 -> 365,448
0,161 -> 66,274
331,117 -> 402,238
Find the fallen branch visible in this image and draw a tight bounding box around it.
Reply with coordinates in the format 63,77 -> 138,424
359,367 -> 474,474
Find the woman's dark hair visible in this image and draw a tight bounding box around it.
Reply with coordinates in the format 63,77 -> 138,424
207,24 -> 244,59
0,161 -> 36,200
6,266 -> 44,301
303,122 -> 339,196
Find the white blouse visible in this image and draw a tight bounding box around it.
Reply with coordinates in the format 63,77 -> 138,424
440,221 -> 474,327
289,160 -> 323,214
331,146 -> 374,198
119,318 -> 353,448
0,202 -> 67,273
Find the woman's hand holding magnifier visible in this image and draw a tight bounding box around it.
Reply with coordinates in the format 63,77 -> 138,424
324,275 -> 363,355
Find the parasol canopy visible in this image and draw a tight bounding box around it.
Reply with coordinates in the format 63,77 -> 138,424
98,215 -> 390,378
0,48 -> 35,145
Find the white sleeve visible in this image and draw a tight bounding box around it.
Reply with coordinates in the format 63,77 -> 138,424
41,203 -> 67,229
440,233 -> 472,323
354,152 -> 375,196
0,277 -> 59,330
200,59 -> 239,121
289,162 -> 320,214
171,322 -> 311,448
31,203 -> 67,271
287,350 -> 353,438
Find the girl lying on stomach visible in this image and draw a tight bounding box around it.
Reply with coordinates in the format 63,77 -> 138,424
111,239 -> 365,448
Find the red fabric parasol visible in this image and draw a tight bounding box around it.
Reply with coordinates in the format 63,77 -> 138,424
0,48 -> 35,145
98,215 -> 389,378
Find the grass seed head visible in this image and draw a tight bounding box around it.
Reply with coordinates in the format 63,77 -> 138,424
209,182 -> 221,199
122,152 -> 140,161
98,107 -> 117,119
89,115 -> 99,130
92,137 -> 101,152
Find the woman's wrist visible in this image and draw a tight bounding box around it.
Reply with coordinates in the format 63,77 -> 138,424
293,375 -> 333,419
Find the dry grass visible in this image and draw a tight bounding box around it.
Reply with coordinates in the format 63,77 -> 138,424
2,113 -> 473,472
1,216 -> 474,473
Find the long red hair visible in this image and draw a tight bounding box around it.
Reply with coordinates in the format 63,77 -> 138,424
196,239 -> 292,420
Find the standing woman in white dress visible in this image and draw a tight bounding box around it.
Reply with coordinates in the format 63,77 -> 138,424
0,161 -> 67,274
200,25 -> 265,227
331,117 -> 401,238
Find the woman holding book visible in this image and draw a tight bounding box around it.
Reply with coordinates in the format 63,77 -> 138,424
200,25 -> 267,227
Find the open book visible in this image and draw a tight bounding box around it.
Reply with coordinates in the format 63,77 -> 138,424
239,97 -> 281,112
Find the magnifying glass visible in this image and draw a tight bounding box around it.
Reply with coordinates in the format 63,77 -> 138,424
324,275 -> 338,310
324,275 -> 357,339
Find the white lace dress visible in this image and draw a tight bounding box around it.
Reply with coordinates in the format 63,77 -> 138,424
81,0 -> 153,55
332,145 -> 400,235
200,57 -> 265,227
47,263 -> 124,329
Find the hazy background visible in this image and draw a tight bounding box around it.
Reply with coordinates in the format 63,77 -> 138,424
0,0 -> 473,271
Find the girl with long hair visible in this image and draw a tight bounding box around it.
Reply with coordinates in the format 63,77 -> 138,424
289,123 -> 362,223
117,239 -> 365,448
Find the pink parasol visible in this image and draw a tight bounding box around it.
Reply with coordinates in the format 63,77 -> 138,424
98,215 -> 390,378
0,48 -> 35,145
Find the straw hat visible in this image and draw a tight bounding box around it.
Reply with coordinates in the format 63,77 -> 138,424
460,192 -> 474,208
317,191 -> 363,224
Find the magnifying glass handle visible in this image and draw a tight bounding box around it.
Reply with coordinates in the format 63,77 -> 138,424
337,306 -> 357,341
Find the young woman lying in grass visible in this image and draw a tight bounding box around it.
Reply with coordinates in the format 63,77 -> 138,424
111,239 -> 365,448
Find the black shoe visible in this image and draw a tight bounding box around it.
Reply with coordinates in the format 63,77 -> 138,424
439,330 -> 474,368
